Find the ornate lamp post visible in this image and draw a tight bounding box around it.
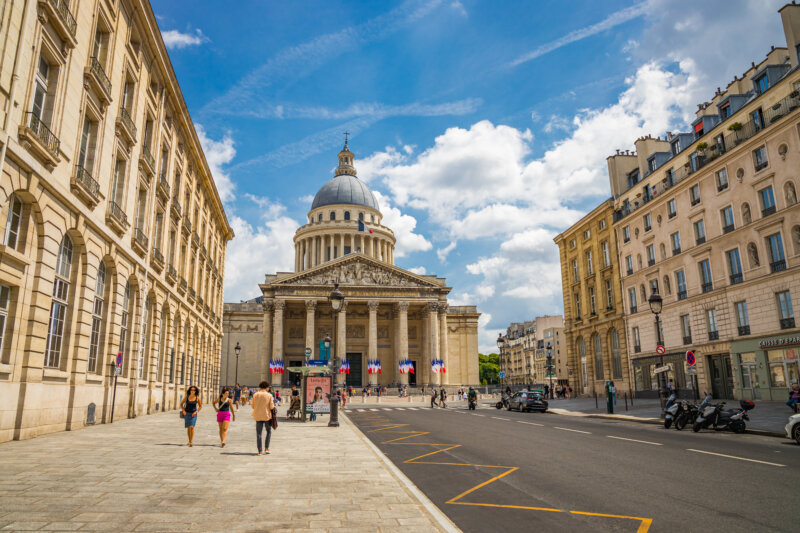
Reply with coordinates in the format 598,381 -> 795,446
496,334 -> 504,387
648,288 -> 665,409
328,283 -> 344,427
234,342 -> 241,387
546,341 -> 554,399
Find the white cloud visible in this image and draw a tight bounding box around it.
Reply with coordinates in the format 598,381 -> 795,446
437,241 -> 457,262
408,266 -> 427,275
161,29 -> 208,49
196,125 -> 236,203
373,192 -> 432,258
299,194 -> 315,204
450,1 -> 467,17
543,114 -> 571,134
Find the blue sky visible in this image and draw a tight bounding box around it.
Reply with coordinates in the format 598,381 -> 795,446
153,0 -> 786,352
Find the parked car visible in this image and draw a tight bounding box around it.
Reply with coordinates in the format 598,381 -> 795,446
786,413 -> 800,444
508,391 -> 548,412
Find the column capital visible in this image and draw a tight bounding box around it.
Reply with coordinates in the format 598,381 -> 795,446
305,299 -> 317,311
438,302 -> 449,314
427,301 -> 439,313
395,301 -> 410,313
367,300 -> 380,312
274,299 -> 286,311
262,299 -> 274,313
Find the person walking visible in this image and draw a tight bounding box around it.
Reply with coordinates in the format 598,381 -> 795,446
787,382 -> 800,413
241,386 -> 249,406
430,388 -> 438,408
341,388 -> 348,410
233,383 -> 243,407
251,381 -> 275,455
213,388 -> 235,447
567,385 -> 572,399
180,385 -> 202,447
611,381 -> 617,406
439,386 -> 447,408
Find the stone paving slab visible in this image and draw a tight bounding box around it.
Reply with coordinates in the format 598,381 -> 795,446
0,405 -> 455,532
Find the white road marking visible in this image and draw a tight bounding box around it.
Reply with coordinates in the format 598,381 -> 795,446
492,417 -> 510,421
517,421 -> 543,426
473,414 -> 485,417
370,408 -> 379,411
407,408 -> 418,410
394,407 -> 405,410
687,449 -> 785,467
607,436 -> 662,446
554,427 -> 591,434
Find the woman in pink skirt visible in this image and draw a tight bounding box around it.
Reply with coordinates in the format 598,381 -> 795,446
213,388 -> 235,447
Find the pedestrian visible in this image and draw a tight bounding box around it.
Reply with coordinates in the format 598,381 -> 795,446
274,390 -> 281,406
430,388 -> 438,408
234,383 -> 242,407
439,386 -> 447,408
544,384 -> 549,399
213,388 -> 235,447
251,381 -> 275,455
180,385 -> 202,447
787,382 -> 800,413
567,385 -> 572,399
611,381 -> 617,406
241,386 -> 249,406
341,388 -> 348,409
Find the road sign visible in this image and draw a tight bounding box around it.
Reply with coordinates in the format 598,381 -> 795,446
653,365 -> 671,374
307,360 -> 327,366
687,366 -> 697,375
499,371 -> 506,379
656,345 -> 666,355
305,347 -> 312,357
115,366 -> 122,376
116,352 -> 123,367
686,350 -> 696,366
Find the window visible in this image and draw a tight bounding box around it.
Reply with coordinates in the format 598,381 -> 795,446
605,279 -> 613,309
720,103 -> 731,119
777,291 -> 794,329
694,219 -> 706,245
589,287 -> 596,315
767,348 -> 800,388
4,194 -> 23,250
759,186 -> 776,217
665,168 -> 675,187
599,219 -> 607,229
88,263 -> 106,373
690,152 -> 700,172
601,241 -> 610,268
643,213 -> 652,231
574,293 -> 581,318
622,226 -> 630,243
344,211 -> 350,221
677,315 -> 691,346
671,138 -> 681,156
571,259 -> 578,282
625,255 -> 633,275
649,279 -> 659,299
752,108 -> 765,131
715,134 -> 726,153
45,235 -> 73,368
716,168 -> 728,191
111,158 -> 126,208
706,308 -> 719,340
667,199 -> 677,218
755,75 -> 769,95
735,301 -> 750,335
77,115 -> 98,175
318,214 -> 322,222
671,232 -> 681,255
137,299 -> 150,379
675,270 -> 687,300
767,233 -> 786,272
329,212 -> 335,221
31,55 -> 55,125
720,206 -> 734,233
584,229 -> 591,240
135,187 -> 147,231
646,244 -> 655,266
122,79 -> 135,113
632,327 -> 641,352
570,239 -> 576,248
358,212 -> 364,221
0,285 -> 9,355
593,334 -> 604,380
628,288 -> 637,313
690,184 -> 701,206
647,157 -> 656,172
586,250 -> 593,275
727,248 -> 743,284
699,259 -> 713,293
753,145 -> 768,171
119,281 -> 131,373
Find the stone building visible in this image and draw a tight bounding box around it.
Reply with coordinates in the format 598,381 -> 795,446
608,4 -> 800,400
497,315 -> 565,389
222,143 -> 480,388
554,200 -> 631,397
0,0 -> 232,442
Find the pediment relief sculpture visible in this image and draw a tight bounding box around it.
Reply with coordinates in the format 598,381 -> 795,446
274,258 -> 439,289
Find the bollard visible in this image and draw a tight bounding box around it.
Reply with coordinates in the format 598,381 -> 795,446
595,392 -> 598,409
625,392 -> 629,411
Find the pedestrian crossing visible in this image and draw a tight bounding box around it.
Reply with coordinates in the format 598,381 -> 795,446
350,405 -> 497,413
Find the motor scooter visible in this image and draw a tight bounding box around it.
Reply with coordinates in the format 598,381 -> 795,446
693,399 -> 755,433
496,392 -> 510,410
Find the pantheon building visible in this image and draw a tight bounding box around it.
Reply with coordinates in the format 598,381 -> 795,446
221,143 -> 480,388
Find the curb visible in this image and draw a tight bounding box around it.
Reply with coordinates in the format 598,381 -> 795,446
340,412 -> 461,533
549,409 -> 786,438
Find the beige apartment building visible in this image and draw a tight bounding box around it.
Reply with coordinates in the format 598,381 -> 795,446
608,4 -> 800,401
498,315 -> 565,389
0,0 -> 233,442
554,200 -> 631,397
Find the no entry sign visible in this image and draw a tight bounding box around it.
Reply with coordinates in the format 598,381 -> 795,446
686,351 -> 696,366
656,345 -> 665,355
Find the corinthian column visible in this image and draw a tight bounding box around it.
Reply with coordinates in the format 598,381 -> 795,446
261,300 -> 273,383
367,301 -> 379,386
420,305 -> 430,387
438,303 -> 449,385
305,300 -> 317,359
395,301 -> 409,386
271,299 -> 285,386
336,300 -> 348,385
428,301 -> 440,386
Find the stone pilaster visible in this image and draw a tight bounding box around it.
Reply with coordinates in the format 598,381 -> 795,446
395,301 -> 409,386
305,299 -> 317,359
367,300 -> 379,386
428,301 -> 440,386
271,299 -> 285,386
438,303 -> 449,386
420,305 -> 430,386
261,300 -> 273,383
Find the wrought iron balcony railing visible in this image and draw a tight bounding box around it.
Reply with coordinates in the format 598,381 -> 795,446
25,112 -> 60,154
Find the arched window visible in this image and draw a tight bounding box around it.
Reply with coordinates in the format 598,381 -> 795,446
45,235 -> 73,368
3,194 -> 23,250
371,215 -> 375,222
577,337 -> 587,388
359,212 -> 364,221
87,262 -> 106,373
318,214 -> 322,222
330,211 -> 335,221
344,211 -> 350,220
593,333 -> 604,380
610,329 -> 622,379
119,281 -> 132,374
137,297 -> 151,379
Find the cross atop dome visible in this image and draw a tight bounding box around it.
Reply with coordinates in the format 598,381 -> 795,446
336,134 -> 356,176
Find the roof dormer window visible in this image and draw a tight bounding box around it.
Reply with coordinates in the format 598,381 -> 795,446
755,74 -> 769,95
330,212 -> 335,221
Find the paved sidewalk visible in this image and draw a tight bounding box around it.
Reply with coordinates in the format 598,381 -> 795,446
0,404 -> 454,532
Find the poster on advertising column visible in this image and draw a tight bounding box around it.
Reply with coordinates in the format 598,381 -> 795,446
306,376 -> 331,413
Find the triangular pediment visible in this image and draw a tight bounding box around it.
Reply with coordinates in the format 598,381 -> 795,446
268,253 -> 443,289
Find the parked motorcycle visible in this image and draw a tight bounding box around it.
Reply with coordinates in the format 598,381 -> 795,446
674,401 -> 699,430
693,399 -> 755,433
496,392 -> 510,410
664,399 -> 683,429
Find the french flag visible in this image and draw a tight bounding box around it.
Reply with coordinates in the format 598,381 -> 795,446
358,220 -> 374,234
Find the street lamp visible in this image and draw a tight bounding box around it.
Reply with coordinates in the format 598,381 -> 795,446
234,342 -> 241,387
496,334 -> 504,387
546,341 -> 554,399
328,283 -> 344,427
648,288 -> 665,409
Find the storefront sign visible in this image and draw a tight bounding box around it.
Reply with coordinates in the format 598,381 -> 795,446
759,336 -> 800,349
654,365 -> 671,374
687,366 -> 697,375
306,376 -> 331,413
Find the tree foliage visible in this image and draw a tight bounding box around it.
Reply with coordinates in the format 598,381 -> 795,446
478,352 -> 499,385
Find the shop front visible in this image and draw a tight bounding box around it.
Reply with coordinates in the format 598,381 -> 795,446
731,333 -> 800,401
632,352 -> 694,399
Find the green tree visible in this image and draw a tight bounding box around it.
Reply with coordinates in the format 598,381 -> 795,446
478,353 -> 499,384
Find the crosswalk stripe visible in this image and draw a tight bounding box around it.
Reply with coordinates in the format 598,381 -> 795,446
394,407 -> 405,410
370,408 -> 379,411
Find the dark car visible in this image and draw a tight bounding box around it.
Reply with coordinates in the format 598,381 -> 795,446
508,391 -> 548,412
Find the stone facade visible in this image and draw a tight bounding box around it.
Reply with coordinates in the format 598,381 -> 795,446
498,316 -> 565,389
0,0 -> 233,442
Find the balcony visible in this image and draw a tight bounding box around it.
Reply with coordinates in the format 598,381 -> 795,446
708,331 -> 719,341
630,305 -> 637,314
106,201 -> 129,235
70,166 -> 100,207
672,247 -> 681,256
188,287 -> 196,302
85,57 -> 112,103
722,224 -> 734,234
644,224 -> 652,232
780,317 -> 796,330
648,258 -> 655,267
192,231 -> 200,248
717,183 -> 728,192
683,335 -> 692,345
116,107 -> 137,144
178,277 -> 187,294
166,263 -> 178,284
702,282 -> 713,293
755,160 -> 769,172
761,205 -> 776,218
730,273 -> 743,285
690,198 -> 701,207
40,0 -> 78,47
696,236 -> 706,245
623,237 -> 630,243
140,147 -> 156,177
198,295 -> 204,307
170,196 -> 182,219
201,244 -> 207,258
182,217 -> 192,235
634,345 -> 641,353
771,260 -> 787,273
677,290 -> 687,300
132,227 -> 148,256
156,174 -> 170,201
738,326 -> 751,336
151,247 -> 165,271
204,304 -> 210,315
19,112 -> 60,169
668,211 -> 676,219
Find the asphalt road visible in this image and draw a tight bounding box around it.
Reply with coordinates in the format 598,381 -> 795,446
346,402 -> 799,533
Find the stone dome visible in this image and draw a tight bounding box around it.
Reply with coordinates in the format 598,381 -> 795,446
311,174 -> 379,211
